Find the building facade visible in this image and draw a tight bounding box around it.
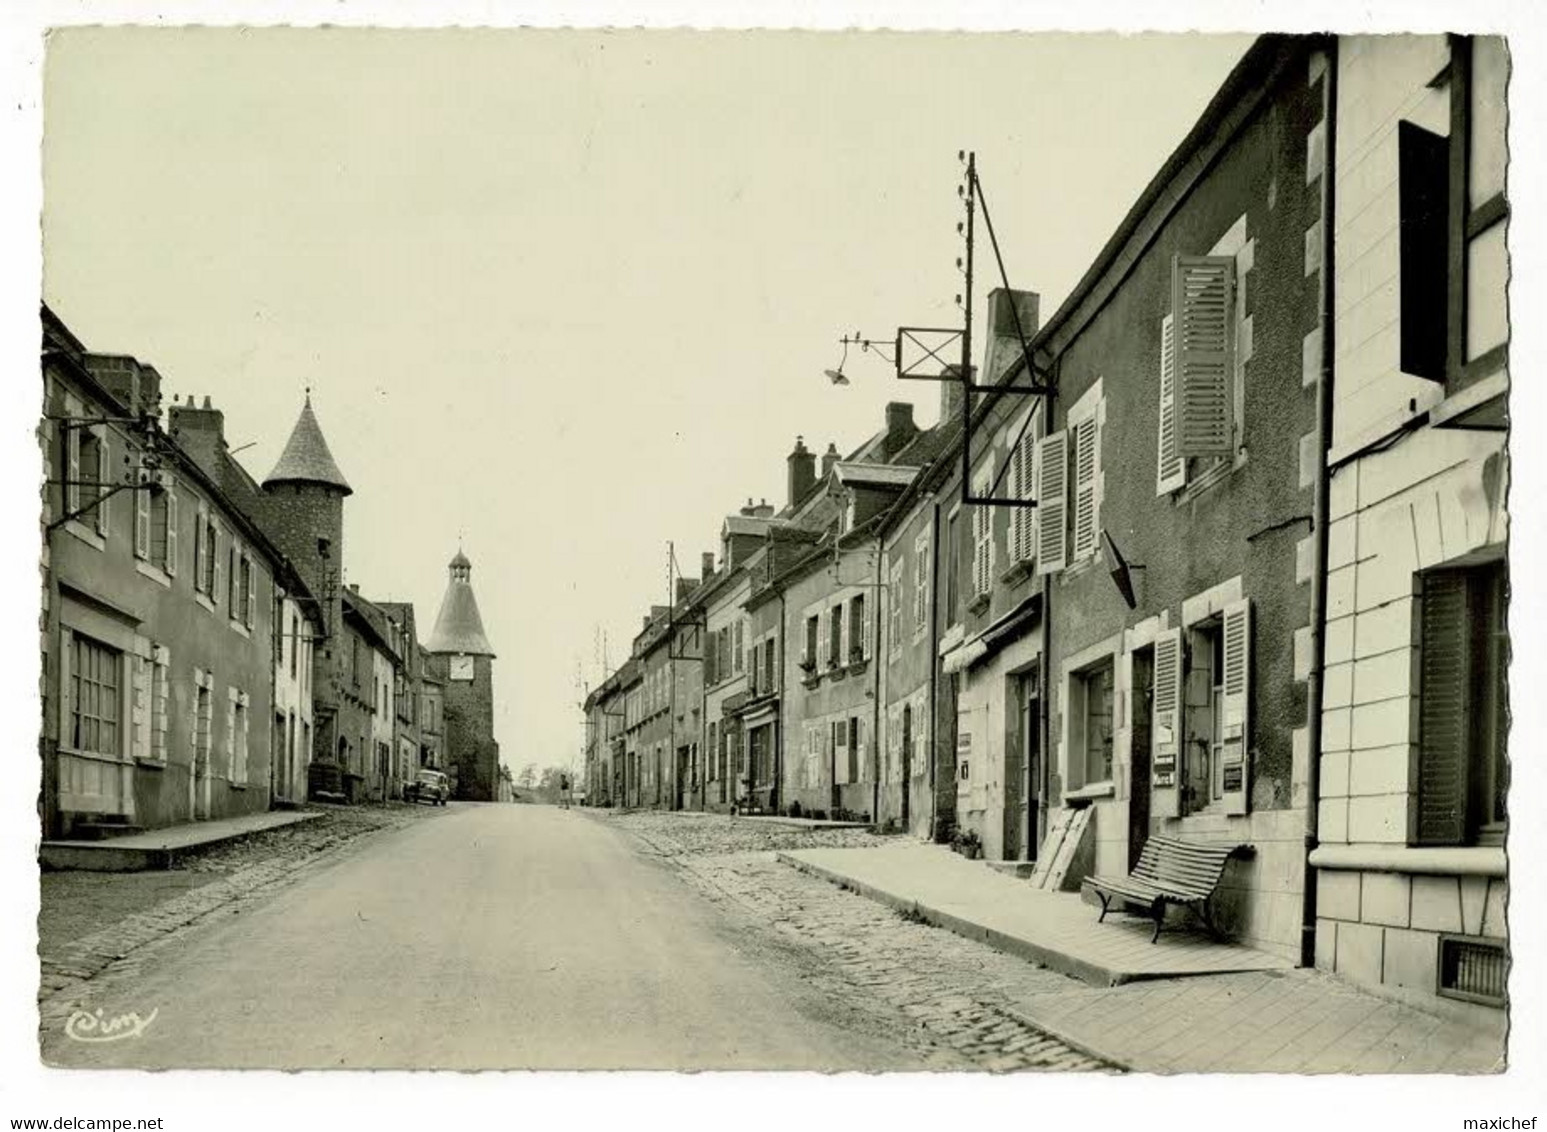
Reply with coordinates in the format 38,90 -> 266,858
1309,34 -> 1510,1017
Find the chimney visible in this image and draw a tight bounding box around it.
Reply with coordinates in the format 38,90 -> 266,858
940,364 -> 974,422
787,436 -> 816,508
168,393 -> 229,482
984,289 -> 1041,383
675,577 -> 697,602
747,498 -> 775,519
701,551 -> 716,579
884,401 -> 917,456
821,442 -> 841,481
740,497 -> 759,517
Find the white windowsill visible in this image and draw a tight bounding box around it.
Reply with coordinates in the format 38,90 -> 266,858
63,521 -> 106,552
134,560 -> 172,588
194,592 -> 215,613
1309,843 -> 1506,878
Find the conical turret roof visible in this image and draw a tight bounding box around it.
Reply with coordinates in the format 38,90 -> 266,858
427,550 -> 495,656
264,395 -> 352,494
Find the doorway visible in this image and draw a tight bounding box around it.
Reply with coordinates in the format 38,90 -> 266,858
1129,645 -> 1155,872
900,705 -> 913,828
675,746 -> 688,810
1024,685 -> 1041,861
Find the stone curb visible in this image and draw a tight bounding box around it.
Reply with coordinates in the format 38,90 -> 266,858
776,850 -> 1134,1072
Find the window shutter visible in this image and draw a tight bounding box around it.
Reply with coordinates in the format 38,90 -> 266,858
1173,254 -> 1236,458
733,620 -> 744,675
817,609 -> 829,668
862,597 -> 873,660
66,425 -> 81,515
1220,599 -> 1252,816
1152,629 -> 1184,820
192,506 -> 204,589
838,600 -> 850,663
131,653 -> 151,760
1035,430 -> 1068,574
1071,417 -> 1100,562
1016,430 -> 1038,562
95,434 -> 110,536
1155,313 -> 1187,494
225,689 -> 237,778
856,717 -> 867,783
1009,441 -> 1025,566
1418,573 -> 1470,844
134,476 -> 150,559
834,720 -> 849,785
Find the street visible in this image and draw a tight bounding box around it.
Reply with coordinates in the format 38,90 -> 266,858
39,805 -> 931,1071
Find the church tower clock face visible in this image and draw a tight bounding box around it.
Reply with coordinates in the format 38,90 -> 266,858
450,655 -> 475,681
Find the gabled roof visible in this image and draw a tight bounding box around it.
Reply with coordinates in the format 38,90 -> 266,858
264,396 -> 352,494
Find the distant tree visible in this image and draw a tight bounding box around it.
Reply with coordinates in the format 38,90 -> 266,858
517,764 -> 537,790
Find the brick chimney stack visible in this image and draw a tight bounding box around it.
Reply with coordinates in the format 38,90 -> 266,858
883,401 -> 918,456
787,436 -> 816,507
984,288 -> 1041,384
701,551 -> 716,579
168,392 -> 229,483
821,442 -> 841,481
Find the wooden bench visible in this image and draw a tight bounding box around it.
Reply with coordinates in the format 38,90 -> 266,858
1085,836 -> 1253,943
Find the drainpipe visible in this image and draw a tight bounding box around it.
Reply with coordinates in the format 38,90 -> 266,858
776,588 -> 786,815
928,498 -> 943,841
1302,35 -> 1339,970
872,533 -> 884,827
1036,354 -> 1060,863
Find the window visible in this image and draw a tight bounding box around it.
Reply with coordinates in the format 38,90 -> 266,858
68,633 -> 120,755
72,425 -> 110,537
1452,36 -> 1510,388
1077,658 -> 1115,787
239,555 -> 253,627
804,614 -> 819,670
733,620 -> 744,675
764,636 -> 775,692
195,679 -> 212,769
849,595 -> 866,662
200,518 -> 220,599
1417,561 -> 1507,846
829,602 -> 843,667
290,612 -> 300,679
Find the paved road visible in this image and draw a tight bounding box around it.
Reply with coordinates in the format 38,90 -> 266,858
41,804 -> 911,1070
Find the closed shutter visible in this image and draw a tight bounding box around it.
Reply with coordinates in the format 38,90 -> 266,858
1156,314 -> 1188,494
861,597 -> 872,660
134,474 -> 150,559
1152,629 -> 1184,819
914,536 -> 928,625
1009,438 -> 1026,566
834,720 -> 849,785
1016,429 -> 1037,562
706,631 -> 718,685
817,609 -> 829,668
854,717 -> 866,783
131,652 -> 151,760
94,433 -> 110,536
66,423 -> 81,515
1173,255 -> 1236,458
1035,430 -> 1068,574
1220,599 -> 1252,816
733,620 -> 744,674
225,689 -> 237,779
1071,416 -> 1099,562
213,526 -> 224,602
1418,572 -> 1470,844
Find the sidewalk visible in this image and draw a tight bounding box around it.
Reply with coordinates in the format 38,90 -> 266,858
40,810 -> 325,871
779,841 -> 1506,1073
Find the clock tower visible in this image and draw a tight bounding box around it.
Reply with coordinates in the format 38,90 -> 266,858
426,550 -> 500,801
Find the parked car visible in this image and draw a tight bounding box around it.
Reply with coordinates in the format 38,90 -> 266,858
405,768 -> 450,806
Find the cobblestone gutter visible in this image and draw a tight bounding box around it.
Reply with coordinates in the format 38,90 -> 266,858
594,811 -> 1124,1073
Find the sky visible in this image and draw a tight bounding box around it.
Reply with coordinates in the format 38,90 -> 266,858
41,27 -> 1254,775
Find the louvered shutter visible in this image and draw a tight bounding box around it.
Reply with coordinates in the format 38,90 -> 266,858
1035,430 -> 1068,574
1220,599 -> 1252,815
854,717 -> 866,783
66,424 -> 81,515
862,597 -> 873,660
733,620 -> 744,674
1151,629 -> 1184,820
1016,431 -> 1037,562
1156,314 -> 1188,494
817,609 -> 829,668
134,474 -> 150,559
838,600 -> 851,663
1173,255 -> 1236,458
94,434 -> 110,536
1071,417 -> 1099,562
1418,573 -> 1470,844
192,505 -> 204,589
914,536 -> 928,625
1009,441 -> 1026,566
705,630 -> 717,685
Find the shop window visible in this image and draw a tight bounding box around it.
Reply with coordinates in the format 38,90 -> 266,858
1069,656 -> 1115,788
68,633 -> 121,755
